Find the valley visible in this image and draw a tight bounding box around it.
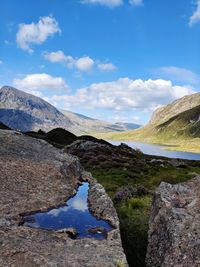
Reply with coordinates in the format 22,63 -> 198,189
97,93 -> 200,153
1,86 -> 200,266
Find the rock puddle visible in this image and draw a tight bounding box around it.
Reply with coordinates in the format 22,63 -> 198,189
22,182 -> 113,239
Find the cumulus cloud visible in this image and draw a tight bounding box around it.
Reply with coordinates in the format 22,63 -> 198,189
71,198 -> 87,211
43,50 -> 68,63
97,63 -> 117,71
189,0 -> 200,26
43,51 -> 94,71
16,15 -> 61,53
80,0 -> 123,8
46,78 -> 194,112
44,50 -> 116,72
159,66 -> 200,84
47,206 -> 69,217
43,50 -> 75,68
129,0 -> 143,6
13,73 -> 68,94
75,56 -> 94,71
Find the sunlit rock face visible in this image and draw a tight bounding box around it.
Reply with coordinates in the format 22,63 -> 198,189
0,130 -> 128,267
0,86 -> 73,131
146,177 -> 200,267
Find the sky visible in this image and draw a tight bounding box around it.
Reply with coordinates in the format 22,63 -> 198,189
0,0 -> 200,125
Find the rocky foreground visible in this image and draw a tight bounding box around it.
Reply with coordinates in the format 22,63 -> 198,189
0,130 -> 128,267
146,177 -> 200,267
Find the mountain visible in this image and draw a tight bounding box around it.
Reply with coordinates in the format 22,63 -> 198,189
99,92 -> 200,153
61,110 -> 140,135
0,122 -> 11,130
0,86 -> 140,134
149,92 -> 200,126
156,105 -> 200,139
0,86 -> 73,132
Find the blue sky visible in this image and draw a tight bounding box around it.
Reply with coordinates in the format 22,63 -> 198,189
0,0 -> 200,124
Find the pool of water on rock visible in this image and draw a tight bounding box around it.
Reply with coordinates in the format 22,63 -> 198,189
22,182 -> 113,240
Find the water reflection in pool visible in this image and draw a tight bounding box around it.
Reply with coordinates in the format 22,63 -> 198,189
23,182 -> 113,239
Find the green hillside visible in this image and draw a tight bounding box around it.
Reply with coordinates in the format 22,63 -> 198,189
96,105 -> 200,153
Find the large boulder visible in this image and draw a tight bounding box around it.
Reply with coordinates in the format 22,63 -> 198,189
0,130 -> 128,267
146,177 -> 200,267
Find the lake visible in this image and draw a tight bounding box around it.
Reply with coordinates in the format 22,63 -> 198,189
109,140 -> 200,160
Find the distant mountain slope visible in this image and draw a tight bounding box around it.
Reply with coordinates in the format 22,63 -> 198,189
0,86 -> 73,132
156,105 -> 200,139
149,92 -> 200,125
61,110 -> 141,134
0,86 -> 140,134
0,121 -> 11,130
99,92 -> 200,153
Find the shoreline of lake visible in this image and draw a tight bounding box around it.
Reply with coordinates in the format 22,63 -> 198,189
108,140 -> 200,160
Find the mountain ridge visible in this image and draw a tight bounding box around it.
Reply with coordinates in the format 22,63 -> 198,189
0,85 -> 73,132
0,86 -> 140,134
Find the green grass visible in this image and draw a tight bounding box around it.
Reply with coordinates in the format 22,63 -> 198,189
82,161 -> 200,267
117,196 -> 151,267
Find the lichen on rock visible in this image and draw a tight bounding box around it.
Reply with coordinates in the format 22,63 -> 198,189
146,177 -> 200,267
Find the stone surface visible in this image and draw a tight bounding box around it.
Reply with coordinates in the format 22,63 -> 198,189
0,130 -> 128,267
146,177 -> 200,267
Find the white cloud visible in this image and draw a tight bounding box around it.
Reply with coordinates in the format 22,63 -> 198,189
44,50 -> 116,72
159,66 -> 200,84
43,50 -> 67,63
46,78 -> 194,112
47,206 -> 69,217
80,0 -> 123,8
43,50 -> 75,68
0,60 -> 3,65
98,63 -> 117,71
43,51 -> 94,71
129,0 -> 143,6
108,114 -> 140,123
75,56 -> 94,71
13,73 -> 68,94
189,0 -> 200,26
71,198 -> 87,211
16,15 -> 61,53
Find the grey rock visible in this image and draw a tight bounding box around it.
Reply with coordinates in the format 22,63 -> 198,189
56,227 -> 77,237
0,130 -> 128,267
0,218 -> 11,227
170,159 -> 188,168
146,177 -> 200,267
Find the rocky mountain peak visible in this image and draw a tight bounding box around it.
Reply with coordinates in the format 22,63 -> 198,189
0,86 -> 73,132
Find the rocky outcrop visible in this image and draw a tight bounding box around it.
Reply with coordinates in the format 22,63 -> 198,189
146,177 -> 200,267
0,130 -> 128,267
